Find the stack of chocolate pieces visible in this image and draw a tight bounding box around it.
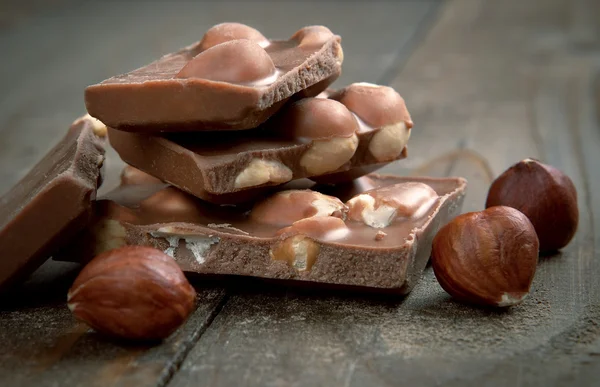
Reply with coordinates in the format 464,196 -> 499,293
0,23 -> 467,294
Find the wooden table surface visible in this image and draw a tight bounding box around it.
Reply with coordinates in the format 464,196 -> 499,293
1,0 -> 599,386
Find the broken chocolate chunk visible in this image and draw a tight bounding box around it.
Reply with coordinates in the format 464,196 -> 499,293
107,84 -> 412,203
57,174 -> 466,294
0,115 -> 107,291
85,24 -> 343,132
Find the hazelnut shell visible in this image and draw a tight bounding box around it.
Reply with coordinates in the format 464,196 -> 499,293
68,246 -> 196,341
431,206 -> 539,307
485,159 -> 578,252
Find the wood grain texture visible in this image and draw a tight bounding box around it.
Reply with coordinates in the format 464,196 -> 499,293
0,259 -> 227,387
171,0 -> 600,386
0,1 -> 439,386
1,0 -> 598,386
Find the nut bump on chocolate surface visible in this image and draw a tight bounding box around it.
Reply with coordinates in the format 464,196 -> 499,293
281,98 -> 360,175
85,23 -> 343,131
250,190 -> 348,226
199,22 -> 269,51
176,39 -> 277,84
291,26 -> 335,47
331,82 -> 413,162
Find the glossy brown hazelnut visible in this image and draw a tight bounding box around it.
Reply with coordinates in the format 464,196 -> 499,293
485,158 -> 578,252
431,206 -> 539,307
68,246 -> 196,341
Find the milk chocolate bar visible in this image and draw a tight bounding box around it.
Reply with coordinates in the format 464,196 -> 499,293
86,24 -> 343,132
108,83 -> 412,203
0,115 -> 107,291
59,174 -> 466,293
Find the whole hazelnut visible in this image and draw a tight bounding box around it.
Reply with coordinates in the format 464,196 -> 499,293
431,206 -> 539,307
485,158 -> 578,252
68,246 -> 196,341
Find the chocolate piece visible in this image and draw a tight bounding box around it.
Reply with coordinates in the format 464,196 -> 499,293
107,90 -> 411,203
0,115 -> 107,291
86,24 -> 343,132
311,82 -> 413,183
58,174 -> 466,293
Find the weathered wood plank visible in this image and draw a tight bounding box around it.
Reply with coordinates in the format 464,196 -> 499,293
0,1 -> 438,386
171,0 -> 600,386
0,259 -> 227,387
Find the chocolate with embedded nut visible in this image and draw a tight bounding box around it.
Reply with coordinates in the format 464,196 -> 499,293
107,85 -> 410,203
0,115 -> 107,291
57,174 -> 466,294
85,23 -> 343,132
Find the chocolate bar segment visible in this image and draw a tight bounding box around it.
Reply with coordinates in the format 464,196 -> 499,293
59,175 -> 466,293
0,115 -> 107,291
85,24 -> 343,132
108,87 -> 411,203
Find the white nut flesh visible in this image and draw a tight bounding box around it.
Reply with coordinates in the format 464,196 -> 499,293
346,182 -> 439,228
234,159 -> 292,189
347,195 -> 397,228
368,121 -> 411,161
91,219 -> 128,255
74,114 -> 107,137
497,293 -> 527,307
300,134 -> 359,175
270,235 -> 320,272
311,193 -> 346,218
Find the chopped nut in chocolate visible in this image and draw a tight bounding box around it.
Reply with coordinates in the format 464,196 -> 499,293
57,174 -> 466,294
